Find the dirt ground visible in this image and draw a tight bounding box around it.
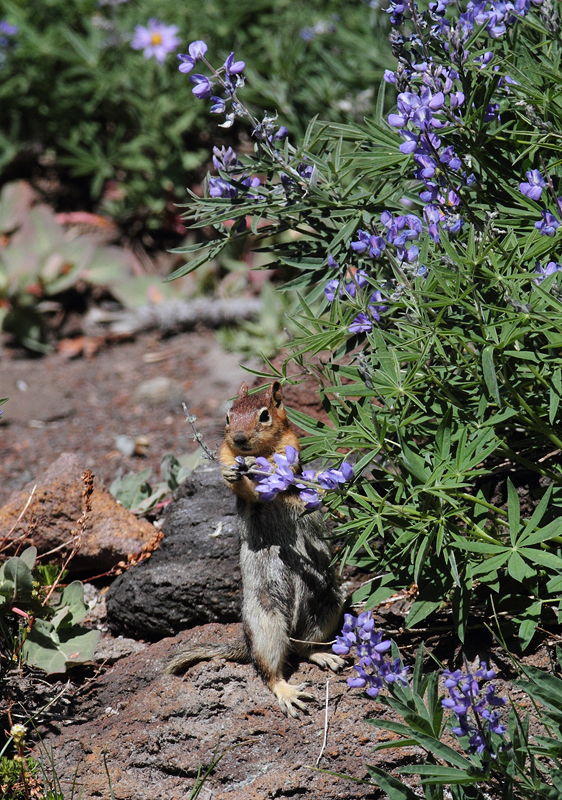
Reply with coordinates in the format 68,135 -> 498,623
0,329 -> 253,509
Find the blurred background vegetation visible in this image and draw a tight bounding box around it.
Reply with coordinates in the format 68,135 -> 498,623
0,0 -> 391,245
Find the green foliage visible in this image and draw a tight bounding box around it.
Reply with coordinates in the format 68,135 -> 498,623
346,644 -> 562,800
0,754 -> 63,800
172,1 -> 562,646
0,181 -> 187,350
216,281 -> 295,359
110,450 -> 202,515
0,0 -> 390,227
0,547 -> 99,674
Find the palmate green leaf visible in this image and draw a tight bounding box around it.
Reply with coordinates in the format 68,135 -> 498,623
550,368 -> 562,424
518,547 -> 562,571
365,765 -> 419,800
482,345 -> 501,404
405,600 -> 442,629
518,483 -> 553,543
398,765 -> 476,785
519,517 -> 562,547
399,440 -> 430,484
515,664 -> 562,715
507,478 -> 521,545
470,551 -> 510,577
507,551 -> 536,582
450,540 -> 505,554
369,718 -> 474,770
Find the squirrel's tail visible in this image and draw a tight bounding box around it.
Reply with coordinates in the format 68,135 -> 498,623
164,639 -> 250,675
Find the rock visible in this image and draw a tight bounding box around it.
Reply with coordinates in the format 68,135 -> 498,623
134,376 -> 186,407
0,362 -> 75,425
94,634 -> 147,665
105,463 -> 241,640
0,453 -> 158,575
43,622 -> 421,800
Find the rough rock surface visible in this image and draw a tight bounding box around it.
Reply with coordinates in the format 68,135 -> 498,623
0,452 -> 157,574
106,463 -> 241,640
44,622 -> 419,800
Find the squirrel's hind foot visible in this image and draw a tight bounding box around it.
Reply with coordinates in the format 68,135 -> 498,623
272,680 -> 314,718
308,652 -> 346,672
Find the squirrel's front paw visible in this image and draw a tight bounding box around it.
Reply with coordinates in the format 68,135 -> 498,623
222,456 -> 257,484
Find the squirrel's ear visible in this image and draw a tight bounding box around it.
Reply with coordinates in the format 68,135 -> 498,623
270,380 -> 283,408
238,382 -> 248,399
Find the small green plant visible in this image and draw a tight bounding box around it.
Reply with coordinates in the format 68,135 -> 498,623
0,546 -> 99,674
327,612 -> 562,800
109,451 -> 202,515
1,724 -> 65,800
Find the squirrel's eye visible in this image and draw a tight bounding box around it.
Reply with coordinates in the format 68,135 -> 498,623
225,413 -> 230,425
259,409 -> 271,423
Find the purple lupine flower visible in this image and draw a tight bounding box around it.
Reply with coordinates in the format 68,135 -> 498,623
399,131 -> 420,155
353,269 -> 369,289
440,146 -> 462,171
519,169 -> 546,201
442,661 -> 507,755
325,279 -> 340,302
443,214 -> 464,235
272,126 -> 289,142
368,291 -> 387,321
317,462 -> 354,489
449,90 -> 465,110
209,96 -> 226,114
208,177 -> 238,198
224,52 -> 245,74
424,204 -> 442,242
484,103 -> 501,122
298,488 -> 322,509
177,40 -> 208,73
351,229 -> 371,253
380,657 -> 410,686
131,19 -> 181,63
348,313 -> 372,334
333,614 -> 358,655
274,444 -> 299,470
333,612 -> 406,697
534,261 -> 562,284
0,20 -> 18,35
212,146 -> 240,172
190,74 -> 214,98
535,209 -> 560,236
297,162 -> 314,180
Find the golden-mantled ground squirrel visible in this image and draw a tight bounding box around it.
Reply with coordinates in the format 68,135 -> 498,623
166,381 -> 344,717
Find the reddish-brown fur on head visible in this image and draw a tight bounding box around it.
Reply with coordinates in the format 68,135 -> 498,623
222,380 -> 297,458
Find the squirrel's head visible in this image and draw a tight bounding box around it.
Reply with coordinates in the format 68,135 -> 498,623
224,380 -> 290,455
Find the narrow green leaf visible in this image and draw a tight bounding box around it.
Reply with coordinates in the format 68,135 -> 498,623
550,368 -> 561,425
482,345 -> 501,405
365,765 -> 419,800
398,765 -> 475,784
507,478 -> 520,545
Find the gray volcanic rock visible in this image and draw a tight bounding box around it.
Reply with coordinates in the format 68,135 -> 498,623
105,463 -> 241,639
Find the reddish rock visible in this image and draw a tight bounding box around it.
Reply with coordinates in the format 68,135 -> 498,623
0,452 -> 158,575
43,622 -> 423,800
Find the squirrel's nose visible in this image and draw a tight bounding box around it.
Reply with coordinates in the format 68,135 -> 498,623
233,431 -> 248,446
